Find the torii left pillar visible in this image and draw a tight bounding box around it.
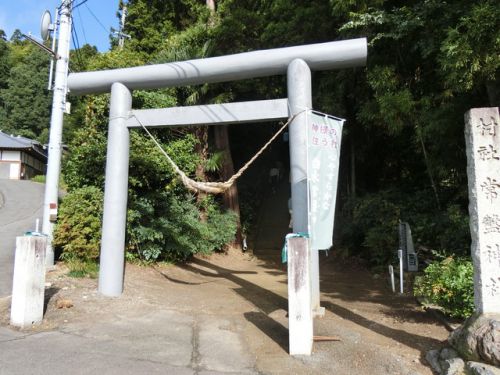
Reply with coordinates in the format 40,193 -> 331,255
98,82 -> 132,296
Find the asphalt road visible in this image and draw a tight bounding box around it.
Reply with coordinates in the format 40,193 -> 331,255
0,180 -> 44,297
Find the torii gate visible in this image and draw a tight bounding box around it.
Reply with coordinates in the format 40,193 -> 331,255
67,38 -> 367,355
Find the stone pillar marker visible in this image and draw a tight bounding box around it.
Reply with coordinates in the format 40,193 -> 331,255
10,235 -> 47,328
465,107 -> 500,313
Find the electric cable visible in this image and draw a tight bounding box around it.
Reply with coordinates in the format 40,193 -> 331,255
70,20 -> 85,71
84,3 -> 110,35
76,6 -> 88,45
72,0 -> 89,10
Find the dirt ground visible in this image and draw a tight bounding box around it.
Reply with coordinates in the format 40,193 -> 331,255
0,249 -> 451,374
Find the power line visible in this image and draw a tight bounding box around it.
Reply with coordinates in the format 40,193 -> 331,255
70,21 -> 85,71
73,0 -> 89,10
76,6 -> 88,45
84,2 -> 110,35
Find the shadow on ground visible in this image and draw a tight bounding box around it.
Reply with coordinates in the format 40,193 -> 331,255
174,256 -> 445,356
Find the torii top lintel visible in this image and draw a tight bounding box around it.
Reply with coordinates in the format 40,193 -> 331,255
67,38 -> 367,96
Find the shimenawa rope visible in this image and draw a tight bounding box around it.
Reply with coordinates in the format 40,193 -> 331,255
133,111 -> 303,194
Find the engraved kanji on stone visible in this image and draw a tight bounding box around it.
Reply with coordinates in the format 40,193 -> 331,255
480,177 -> 500,202
477,145 -> 500,161
485,277 -> 500,297
482,214 -> 500,234
477,116 -> 498,137
484,244 -> 500,267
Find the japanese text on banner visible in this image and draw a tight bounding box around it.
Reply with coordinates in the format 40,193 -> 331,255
307,111 -> 344,250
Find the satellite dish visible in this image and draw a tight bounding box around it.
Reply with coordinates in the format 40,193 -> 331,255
40,11 -> 53,41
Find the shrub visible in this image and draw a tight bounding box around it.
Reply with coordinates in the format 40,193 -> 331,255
31,175 -> 45,183
53,186 -> 104,263
414,257 -> 474,319
128,194 -> 237,262
341,192 -> 400,267
339,189 -> 471,267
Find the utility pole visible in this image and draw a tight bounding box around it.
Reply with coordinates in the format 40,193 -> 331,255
118,5 -> 128,50
42,0 -> 72,267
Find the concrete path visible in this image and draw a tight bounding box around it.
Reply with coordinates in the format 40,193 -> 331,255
0,310 -> 256,375
0,180 -> 44,297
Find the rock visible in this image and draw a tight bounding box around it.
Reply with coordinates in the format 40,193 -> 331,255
441,348 -> 460,360
449,313 -> 500,367
56,298 -> 73,309
465,361 -> 500,375
440,357 -> 465,375
426,349 -> 442,373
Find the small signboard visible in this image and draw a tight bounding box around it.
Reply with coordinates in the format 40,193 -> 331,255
306,110 -> 344,250
398,222 -> 418,272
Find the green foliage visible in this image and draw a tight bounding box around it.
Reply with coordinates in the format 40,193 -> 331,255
63,122 -> 107,190
341,192 -> 400,266
53,186 -> 104,263
414,257 -> 474,319
0,45 -> 52,140
128,195 -> 237,262
31,175 -> 46,184
64,258 -> 99,279
439,1 -> 499,93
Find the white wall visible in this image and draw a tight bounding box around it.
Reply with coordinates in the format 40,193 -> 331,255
9,163 -> 20,179
1,151 -> 21,161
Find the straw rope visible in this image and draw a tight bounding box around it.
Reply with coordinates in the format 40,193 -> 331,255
133,111 -> 302,194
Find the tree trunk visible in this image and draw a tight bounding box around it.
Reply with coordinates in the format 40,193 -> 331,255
194,125 -> 208,218
206,0 -> 215,12
417,125 -> 441,211
350,139 -> 356,199
214,125 -> 242,249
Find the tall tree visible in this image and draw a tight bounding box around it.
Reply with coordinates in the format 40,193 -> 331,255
0,45 -> 51,140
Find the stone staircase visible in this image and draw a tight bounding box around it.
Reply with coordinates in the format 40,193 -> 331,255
252,180 -> 291,260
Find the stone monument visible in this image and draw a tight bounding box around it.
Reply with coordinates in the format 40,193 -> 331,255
465,107 -> 500,314
427,108 -> 500,374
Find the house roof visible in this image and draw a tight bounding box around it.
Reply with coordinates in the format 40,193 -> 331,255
0,131 -> 47,161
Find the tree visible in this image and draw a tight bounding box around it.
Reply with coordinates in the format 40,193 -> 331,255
0,45 -> 51,140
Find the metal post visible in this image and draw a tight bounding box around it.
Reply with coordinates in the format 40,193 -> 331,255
118,5 -> 127,50
287,59 -> 322,315
398,249 -> 404,294
42,0 -> 72,267
98,82 -> 132,297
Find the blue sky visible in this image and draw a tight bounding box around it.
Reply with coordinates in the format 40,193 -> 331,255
0,0 -> 120,51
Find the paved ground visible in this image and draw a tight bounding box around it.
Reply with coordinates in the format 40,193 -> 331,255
0,180 -> 44,297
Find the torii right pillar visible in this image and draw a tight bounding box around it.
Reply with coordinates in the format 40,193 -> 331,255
287,58 -> 319,355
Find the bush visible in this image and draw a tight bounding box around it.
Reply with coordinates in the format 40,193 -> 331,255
31,175 -> 45,183
339,189 -> 471,267
128,194 -> 237,262
53,186 -> 104,263
341,192 -> 400,267
414,257 -> 474,319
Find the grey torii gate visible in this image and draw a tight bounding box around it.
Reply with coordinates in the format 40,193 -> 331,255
67,38 -> 367,355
